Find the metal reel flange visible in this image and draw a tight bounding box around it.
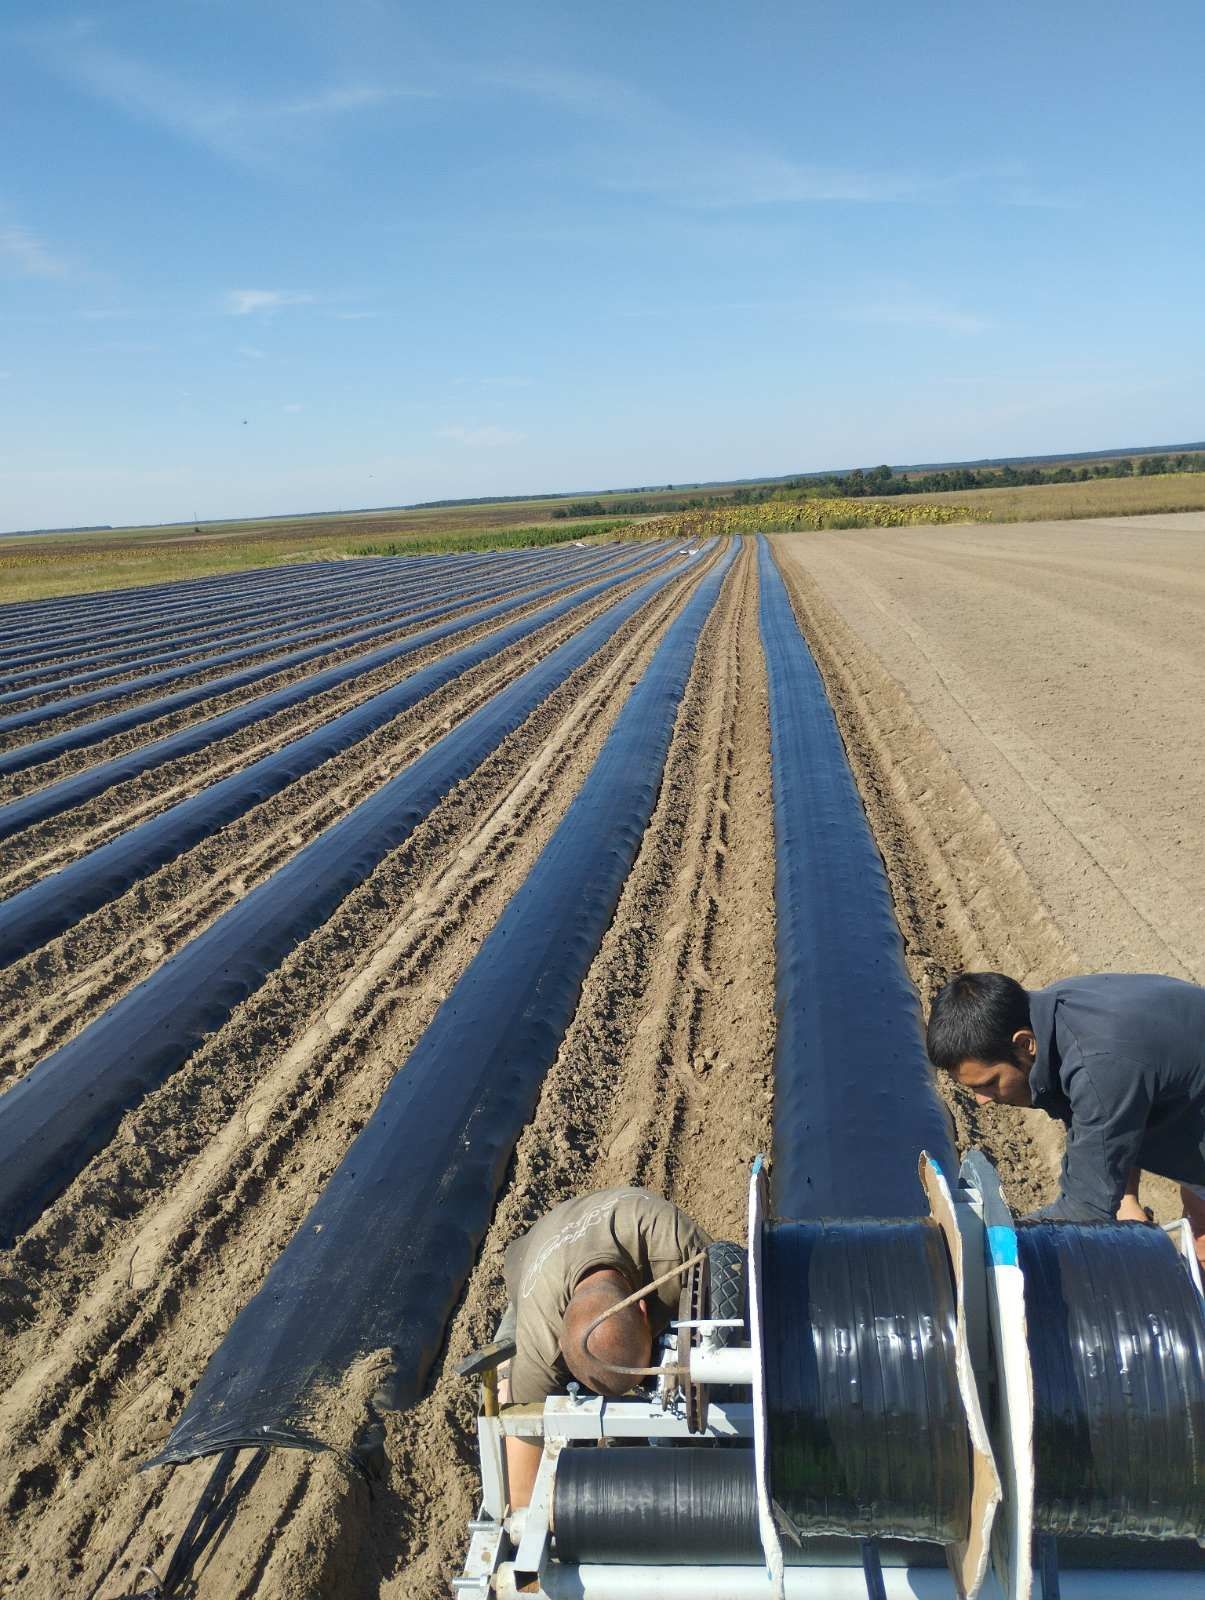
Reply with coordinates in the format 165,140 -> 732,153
676,1251 -> 711,1433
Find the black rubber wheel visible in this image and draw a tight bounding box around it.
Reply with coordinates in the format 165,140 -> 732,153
706,1240 -> 747,1346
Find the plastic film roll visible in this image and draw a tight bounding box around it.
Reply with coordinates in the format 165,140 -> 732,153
553,1447 -> 760,1565
1016,1220 -> 1205,1540
762,1218 -> 971,1544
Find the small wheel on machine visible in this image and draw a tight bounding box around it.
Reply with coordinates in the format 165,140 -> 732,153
706,1240 -> 746,1343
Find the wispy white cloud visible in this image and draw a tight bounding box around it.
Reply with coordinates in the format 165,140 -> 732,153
282,402 -> 304,413
237,344 -> 268,358
839,299 -> 991,335
478,64 -> 920,207
602,150 -> 921,207
0,223 -> 70,280
0,370 -> 11,380
85,339 -> 162,355
614,291 -> 989,332
30,31 -> 430,170
481,63 -> 1065,211
331,309 -> 379,321
454,375 -> 534,389
226,290 -> 314,316
437,425 -> 526,447
265,86 -> 418,118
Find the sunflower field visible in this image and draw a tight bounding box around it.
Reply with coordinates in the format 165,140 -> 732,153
638,498 -> 980,539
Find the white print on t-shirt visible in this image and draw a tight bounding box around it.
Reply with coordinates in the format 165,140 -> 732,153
520,1193 -> 639,1299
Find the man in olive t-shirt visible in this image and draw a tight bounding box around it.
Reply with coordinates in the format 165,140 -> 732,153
497,1186 -> 710,1506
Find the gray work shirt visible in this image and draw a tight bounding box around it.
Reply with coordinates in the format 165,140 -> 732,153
1026,974 -> 1205,1222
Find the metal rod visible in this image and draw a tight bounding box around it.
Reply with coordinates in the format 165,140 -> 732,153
860,1538 -> 888,1600
1039,1533 -> 1062,1600
688,1345 -> 754,1385
511,1564 -> 1192,1599
579,1250 -> 709,1378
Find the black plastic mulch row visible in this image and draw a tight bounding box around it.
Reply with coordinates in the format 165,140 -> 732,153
146,540 -> 736,1465
0,542 -> 681,965
755,534 -> 955,1220
0,549 -> 509,687
0,545 -> 647,780
0,545 -> 626,734
0,546 -> 670,840
0,552 -> 482,667
0,545 -> 710,1247
0,554 -> 418,647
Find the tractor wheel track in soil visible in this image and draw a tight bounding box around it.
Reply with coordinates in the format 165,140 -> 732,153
0,544 -> 729,1596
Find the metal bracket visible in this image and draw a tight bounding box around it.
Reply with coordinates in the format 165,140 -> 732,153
511,1438 -> 562,1585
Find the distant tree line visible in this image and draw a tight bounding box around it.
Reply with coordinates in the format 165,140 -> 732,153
813,452 -> 1205,498
550,451 -> 1205,518
14,523 -> 114,537
552,488 -> 776,517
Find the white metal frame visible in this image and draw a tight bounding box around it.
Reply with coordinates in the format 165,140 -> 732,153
454,1150 -> 1202,1600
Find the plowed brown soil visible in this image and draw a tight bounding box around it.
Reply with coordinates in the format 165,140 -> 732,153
1,542 -> 765,1598
0,558 -> 626,797
1,521 -> 1192,1598
0,559 -> 695,1078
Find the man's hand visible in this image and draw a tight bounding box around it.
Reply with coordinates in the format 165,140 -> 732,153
1180,1185 -> 1205,1270
1116,1167 -> 1153,1223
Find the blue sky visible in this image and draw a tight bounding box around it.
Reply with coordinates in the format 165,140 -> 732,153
2,1 -> 1203,532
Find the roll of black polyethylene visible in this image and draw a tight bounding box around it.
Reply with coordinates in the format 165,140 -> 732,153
553,1448 -> 761,1565
763,1218 -> 970,1544
1016,1221 -> 1205,1540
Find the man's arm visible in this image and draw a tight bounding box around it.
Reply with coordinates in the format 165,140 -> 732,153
1028,1055 -> 1151,1222
504,1435 -> 542,1510
502,1349 -> 558,1510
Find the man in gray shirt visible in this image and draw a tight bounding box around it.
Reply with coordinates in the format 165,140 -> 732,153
927,971 -> 1205,1259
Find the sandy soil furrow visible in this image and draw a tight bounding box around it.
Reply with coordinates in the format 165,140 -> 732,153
367,534 -> 776,1599
778,519 -> 1205,975
0,573 -> 568,725
3,519 -> 1189,1600
161,534 -> 775,1600
0,563 -> 674,885
0,549 -> 725,1595
0,564 -> 687,1077
0,561 -> 646,792
0,576 -> 447,691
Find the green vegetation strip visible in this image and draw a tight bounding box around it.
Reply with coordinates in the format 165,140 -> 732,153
352,518 -> 637,557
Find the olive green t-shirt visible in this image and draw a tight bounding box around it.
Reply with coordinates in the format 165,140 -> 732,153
504,1187 -> 711,1404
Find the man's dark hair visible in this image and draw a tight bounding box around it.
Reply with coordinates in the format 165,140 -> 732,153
926,972 -> 1032,1072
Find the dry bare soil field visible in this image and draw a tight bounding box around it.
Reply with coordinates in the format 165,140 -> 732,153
778,510 -> 1205,1212
0,517 -> 1199,1597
